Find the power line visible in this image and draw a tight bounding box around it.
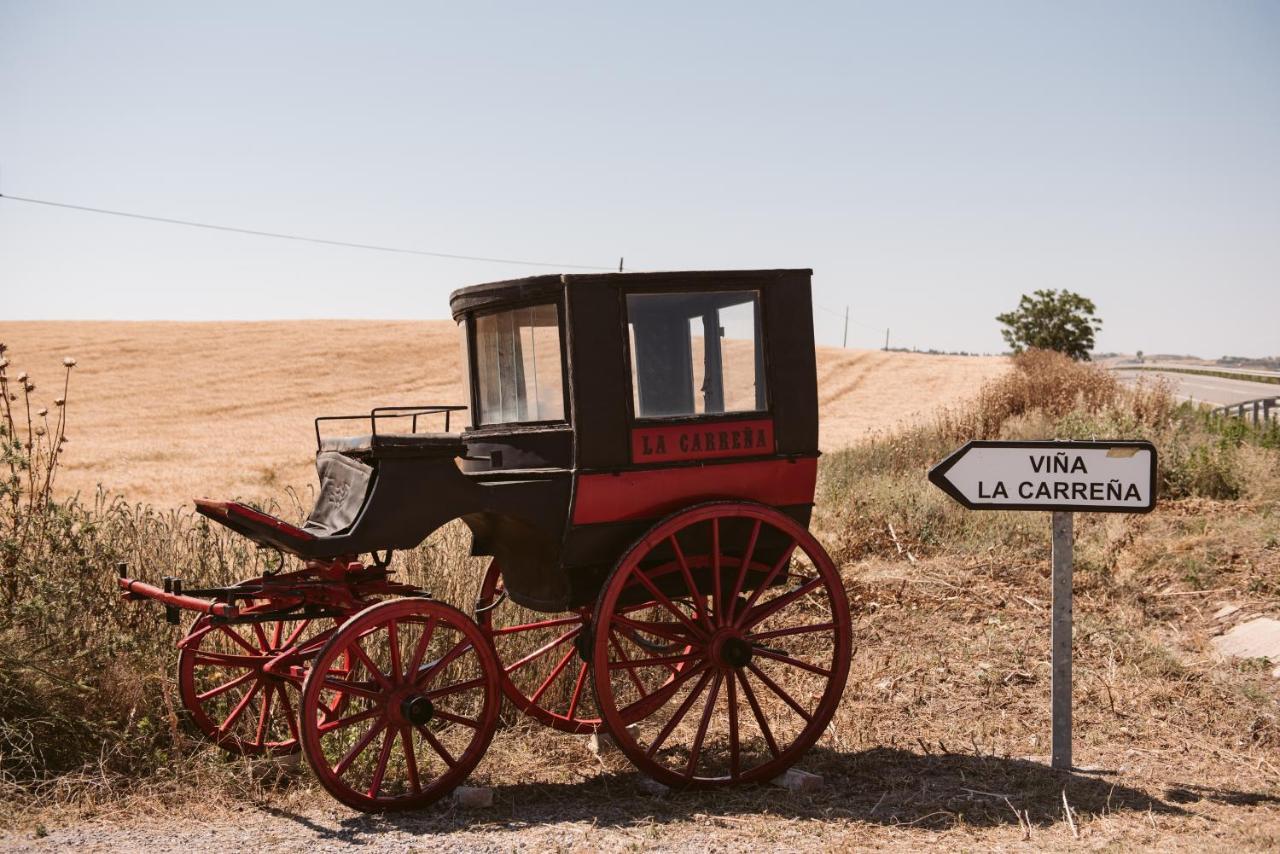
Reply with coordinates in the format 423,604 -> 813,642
0,192 -> 618,271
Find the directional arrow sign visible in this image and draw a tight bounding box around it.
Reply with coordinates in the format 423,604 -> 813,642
928,439 -> 1157,513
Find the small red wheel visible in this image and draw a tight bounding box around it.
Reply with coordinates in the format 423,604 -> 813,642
591,502 -> 851,787
299,598 -> 501,812
475,561 -> 602,734
177,608 -> 340,755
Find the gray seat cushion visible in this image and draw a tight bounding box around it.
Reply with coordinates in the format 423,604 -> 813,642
304,451 -> 374,536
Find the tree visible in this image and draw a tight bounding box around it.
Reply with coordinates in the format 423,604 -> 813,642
996,289 -> 1102,361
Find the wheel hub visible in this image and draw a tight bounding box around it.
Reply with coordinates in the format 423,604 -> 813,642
400,695 -> 434,726
716,635 -> 754,668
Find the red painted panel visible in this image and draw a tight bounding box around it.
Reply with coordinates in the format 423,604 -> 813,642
572,457 -> 817,525
630,418 -> 775,464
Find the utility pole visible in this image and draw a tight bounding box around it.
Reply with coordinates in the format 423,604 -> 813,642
842,307 -> 849,348
884,328 -> 889,351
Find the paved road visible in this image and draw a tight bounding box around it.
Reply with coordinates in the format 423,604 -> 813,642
1114,369 -> 1278,406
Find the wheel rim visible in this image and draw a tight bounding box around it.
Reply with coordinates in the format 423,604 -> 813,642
591,503 -> 851,787
177,608 -> 339,755
299,598 -> 500,811
475,561 -> 603,734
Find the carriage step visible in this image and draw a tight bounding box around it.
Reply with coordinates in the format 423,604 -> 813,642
771,768 -> 824,792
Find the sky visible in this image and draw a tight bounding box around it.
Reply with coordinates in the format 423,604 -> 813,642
2,1 -> 1278,356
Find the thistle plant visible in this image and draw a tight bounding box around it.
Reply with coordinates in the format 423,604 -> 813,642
0,344 -> 76,568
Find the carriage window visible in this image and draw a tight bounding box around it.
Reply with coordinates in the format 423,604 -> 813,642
627,291 -> 766,418
474,304 -> 565,425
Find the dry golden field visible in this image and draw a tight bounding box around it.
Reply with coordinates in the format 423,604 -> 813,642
0,321 -> 1007,506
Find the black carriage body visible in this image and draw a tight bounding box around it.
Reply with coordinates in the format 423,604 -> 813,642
201,270 -> 819,613
449,269 -> 819,611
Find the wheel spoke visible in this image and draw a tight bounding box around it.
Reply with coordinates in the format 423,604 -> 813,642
347,640 -> 393,691
736,669 -> 779,758
431,708 -> 480,729
607,650 -> 701,671
417,724 -> 457,768
529,645 -> 576,705
629,570 -> 707,641
565,661 -> 589,722
252,623 -> 271,651
740,577 -> 824,631
218,680 -> 262,735
367,728 -> 396,798
320,675 -> 382,701
611,613 -> 695,645
318,706 -> 381,734
401,726 -> 422,795
283,618 -> 312,648
424,676 -> 486,700
668,535 -> 711,631
216,625 -> 260,655
733,538 -> 799,627
276,685 -> 302,743
192,650 -> 262,668
645,669 -> 713,758
254,684 -> 274,746
726,519 -> 762,624
334,718 -> 386,777
270,620 -> 284,649
416,639 -> 475,688
608,631 -> 648,696
726,669 -> 741,779
752,648 -> 832,677
619,660 -> 709,720
747,663 -> 813,723
503,628 -> 578,674
710,518 -> 723,627
684,670 -> 721,777
388,620 -> 402,685
196,667 -> 257,701
406,615 -> 438,678
749,620 -> 836,642
492,614 -> 582,635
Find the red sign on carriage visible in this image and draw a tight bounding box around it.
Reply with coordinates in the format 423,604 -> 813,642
630,417 -> 775,464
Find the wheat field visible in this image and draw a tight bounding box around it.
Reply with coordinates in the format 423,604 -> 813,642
0,321 -> 1007,506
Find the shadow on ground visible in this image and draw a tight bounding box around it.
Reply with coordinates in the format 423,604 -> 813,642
254,746 -> 1267,840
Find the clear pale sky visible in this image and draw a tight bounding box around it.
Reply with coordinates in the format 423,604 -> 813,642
2,1 -> 1277,356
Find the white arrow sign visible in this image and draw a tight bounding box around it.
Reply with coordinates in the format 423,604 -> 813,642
928,440 -> 1157,513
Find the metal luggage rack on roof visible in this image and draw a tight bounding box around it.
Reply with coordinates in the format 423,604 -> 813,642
313,404 -> 467,451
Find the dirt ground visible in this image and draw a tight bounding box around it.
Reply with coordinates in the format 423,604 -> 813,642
0,321 -> 1007,507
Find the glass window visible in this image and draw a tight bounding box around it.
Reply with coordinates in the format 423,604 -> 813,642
627,291 -> 766,418
474,304 -> 565,425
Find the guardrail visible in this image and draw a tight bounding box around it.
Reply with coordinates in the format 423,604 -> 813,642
1211,396 -> 1279,424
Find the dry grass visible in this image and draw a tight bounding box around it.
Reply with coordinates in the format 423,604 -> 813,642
3,338 -> 1280,851
0,321 -> 1008,506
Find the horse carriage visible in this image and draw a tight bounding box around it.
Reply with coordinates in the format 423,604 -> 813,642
116,268 -> 852,811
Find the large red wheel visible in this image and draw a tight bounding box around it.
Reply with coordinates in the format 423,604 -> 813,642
177,608 -> 341,755
475,561 -> 602,734
591,502 -> 851,787
299,598 -> 501,812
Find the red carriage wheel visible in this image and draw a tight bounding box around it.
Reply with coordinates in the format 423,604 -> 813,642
591,502 -> 851,787
475,561 -> 603,734
299,598 -> 501,812
177,608 -> 341,755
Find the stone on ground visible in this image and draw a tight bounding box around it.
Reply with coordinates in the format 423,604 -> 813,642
1211,617 -> 1280,672
771,768 -> 823,792
454,786 -> 494,808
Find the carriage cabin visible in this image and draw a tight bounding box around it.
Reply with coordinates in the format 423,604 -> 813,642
450,268 -> 820,610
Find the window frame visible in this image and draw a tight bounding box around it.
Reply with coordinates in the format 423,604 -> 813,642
464,298 -> 572,431
621,286 -> 771,425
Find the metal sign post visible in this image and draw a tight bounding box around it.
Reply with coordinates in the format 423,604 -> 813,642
929,440 -> 1157,771
1051,510 -> 1073,769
